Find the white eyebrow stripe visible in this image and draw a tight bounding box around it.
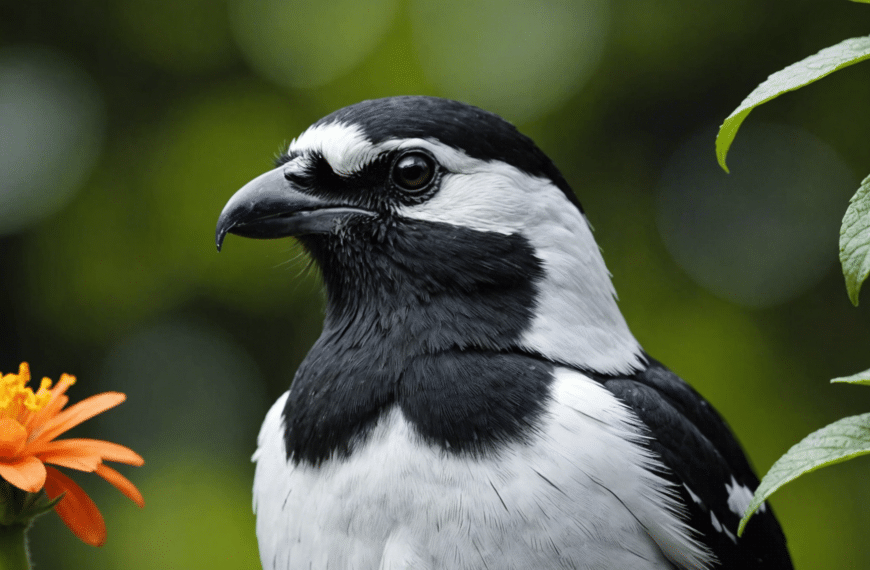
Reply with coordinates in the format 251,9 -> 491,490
289,122 -> 379,176
288,124 -> 486,179
282,155 -> 309,175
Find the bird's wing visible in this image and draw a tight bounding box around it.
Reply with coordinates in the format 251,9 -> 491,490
590,357 -> 793,570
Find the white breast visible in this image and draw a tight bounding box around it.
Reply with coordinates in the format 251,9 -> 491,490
252,368 -> 713,570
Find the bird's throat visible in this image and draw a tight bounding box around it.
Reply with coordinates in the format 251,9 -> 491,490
284,221 -> 550,466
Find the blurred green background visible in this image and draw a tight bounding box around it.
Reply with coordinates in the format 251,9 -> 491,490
1,0 -> 869,568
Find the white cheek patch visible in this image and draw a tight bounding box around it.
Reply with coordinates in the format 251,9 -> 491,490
392,141 -> 568,236
289,122 -> 380,176
404,171 -> 530,235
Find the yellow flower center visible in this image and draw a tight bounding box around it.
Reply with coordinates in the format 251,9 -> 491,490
0,362 -> 59,419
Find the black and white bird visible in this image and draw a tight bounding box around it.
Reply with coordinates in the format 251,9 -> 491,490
215,96 -> 792,570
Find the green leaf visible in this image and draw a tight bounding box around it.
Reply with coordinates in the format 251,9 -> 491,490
840,174 -> 870,306
716,35 -> 870,172
831,367 -> 870,386
851,0 -> 870,4
739,413 -> 870,535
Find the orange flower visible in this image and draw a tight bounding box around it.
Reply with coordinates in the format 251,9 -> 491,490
0,363 -> 143,546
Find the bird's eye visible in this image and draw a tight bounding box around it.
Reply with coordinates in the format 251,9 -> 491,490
392,151 -> 436,193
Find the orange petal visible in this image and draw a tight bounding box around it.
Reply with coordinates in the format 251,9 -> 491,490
0,456 -> 47,492
0,418 -> 27,458
27,373 -> 76,430
26,394 -> 68,432
44,466 -> 106,547
30,438 -> 144,466
41,453 -> 101,472
31,392 -> 126,445
95,464 -> 144,508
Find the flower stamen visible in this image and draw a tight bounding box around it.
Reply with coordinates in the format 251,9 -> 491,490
0,364 -> 55,425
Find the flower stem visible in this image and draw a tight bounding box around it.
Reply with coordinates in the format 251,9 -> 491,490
0,525 -> 30,570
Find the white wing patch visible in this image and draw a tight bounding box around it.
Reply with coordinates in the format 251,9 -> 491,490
684,483 -> 704,506
725,475 -> 765,515
710,510 -> 738,544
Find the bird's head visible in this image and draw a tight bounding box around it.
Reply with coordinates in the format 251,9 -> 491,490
216,96 -> 643,375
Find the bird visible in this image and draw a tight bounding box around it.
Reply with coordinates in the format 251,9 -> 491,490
215,96 -> 792,570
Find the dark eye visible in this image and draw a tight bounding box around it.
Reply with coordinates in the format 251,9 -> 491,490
392,151 -> 436,192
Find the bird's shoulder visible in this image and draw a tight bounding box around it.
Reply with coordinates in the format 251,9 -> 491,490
586,356 -> 792,570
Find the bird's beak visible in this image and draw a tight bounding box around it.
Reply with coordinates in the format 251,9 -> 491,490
215,167 -> 374,251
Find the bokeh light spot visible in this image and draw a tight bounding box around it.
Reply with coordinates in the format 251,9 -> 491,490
104,457 -> 260,570
96,320 -> 267,457
656,123 -> 856,308
25,83 -> 322,343
228,0 -> 400,88
0,46 -> 105,236
410,0 -> 610,123
110,0 -> 238,73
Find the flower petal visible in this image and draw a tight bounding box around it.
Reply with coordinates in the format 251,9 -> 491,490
0,418 -> 27,458
44,466 -> 106,546
26,373 -> 75,429
26,394 -> 68,432
41,453 -> 102,472
95,464 -> 144,508
30,438 -> 144,466
31,392 -> 126,445
0,456 -> 47,492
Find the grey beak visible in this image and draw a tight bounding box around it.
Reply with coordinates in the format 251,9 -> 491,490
215,167 -> 374,251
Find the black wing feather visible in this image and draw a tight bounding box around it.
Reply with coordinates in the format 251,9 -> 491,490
592,356 -> 792,569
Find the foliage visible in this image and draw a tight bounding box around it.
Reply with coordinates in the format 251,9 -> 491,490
716,37 -> 870,177
717,34 -> 870,305
831,367 -> 870,386
737,412 -> 870,535
841,175 -> 870,305
715,9 -> 870,533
